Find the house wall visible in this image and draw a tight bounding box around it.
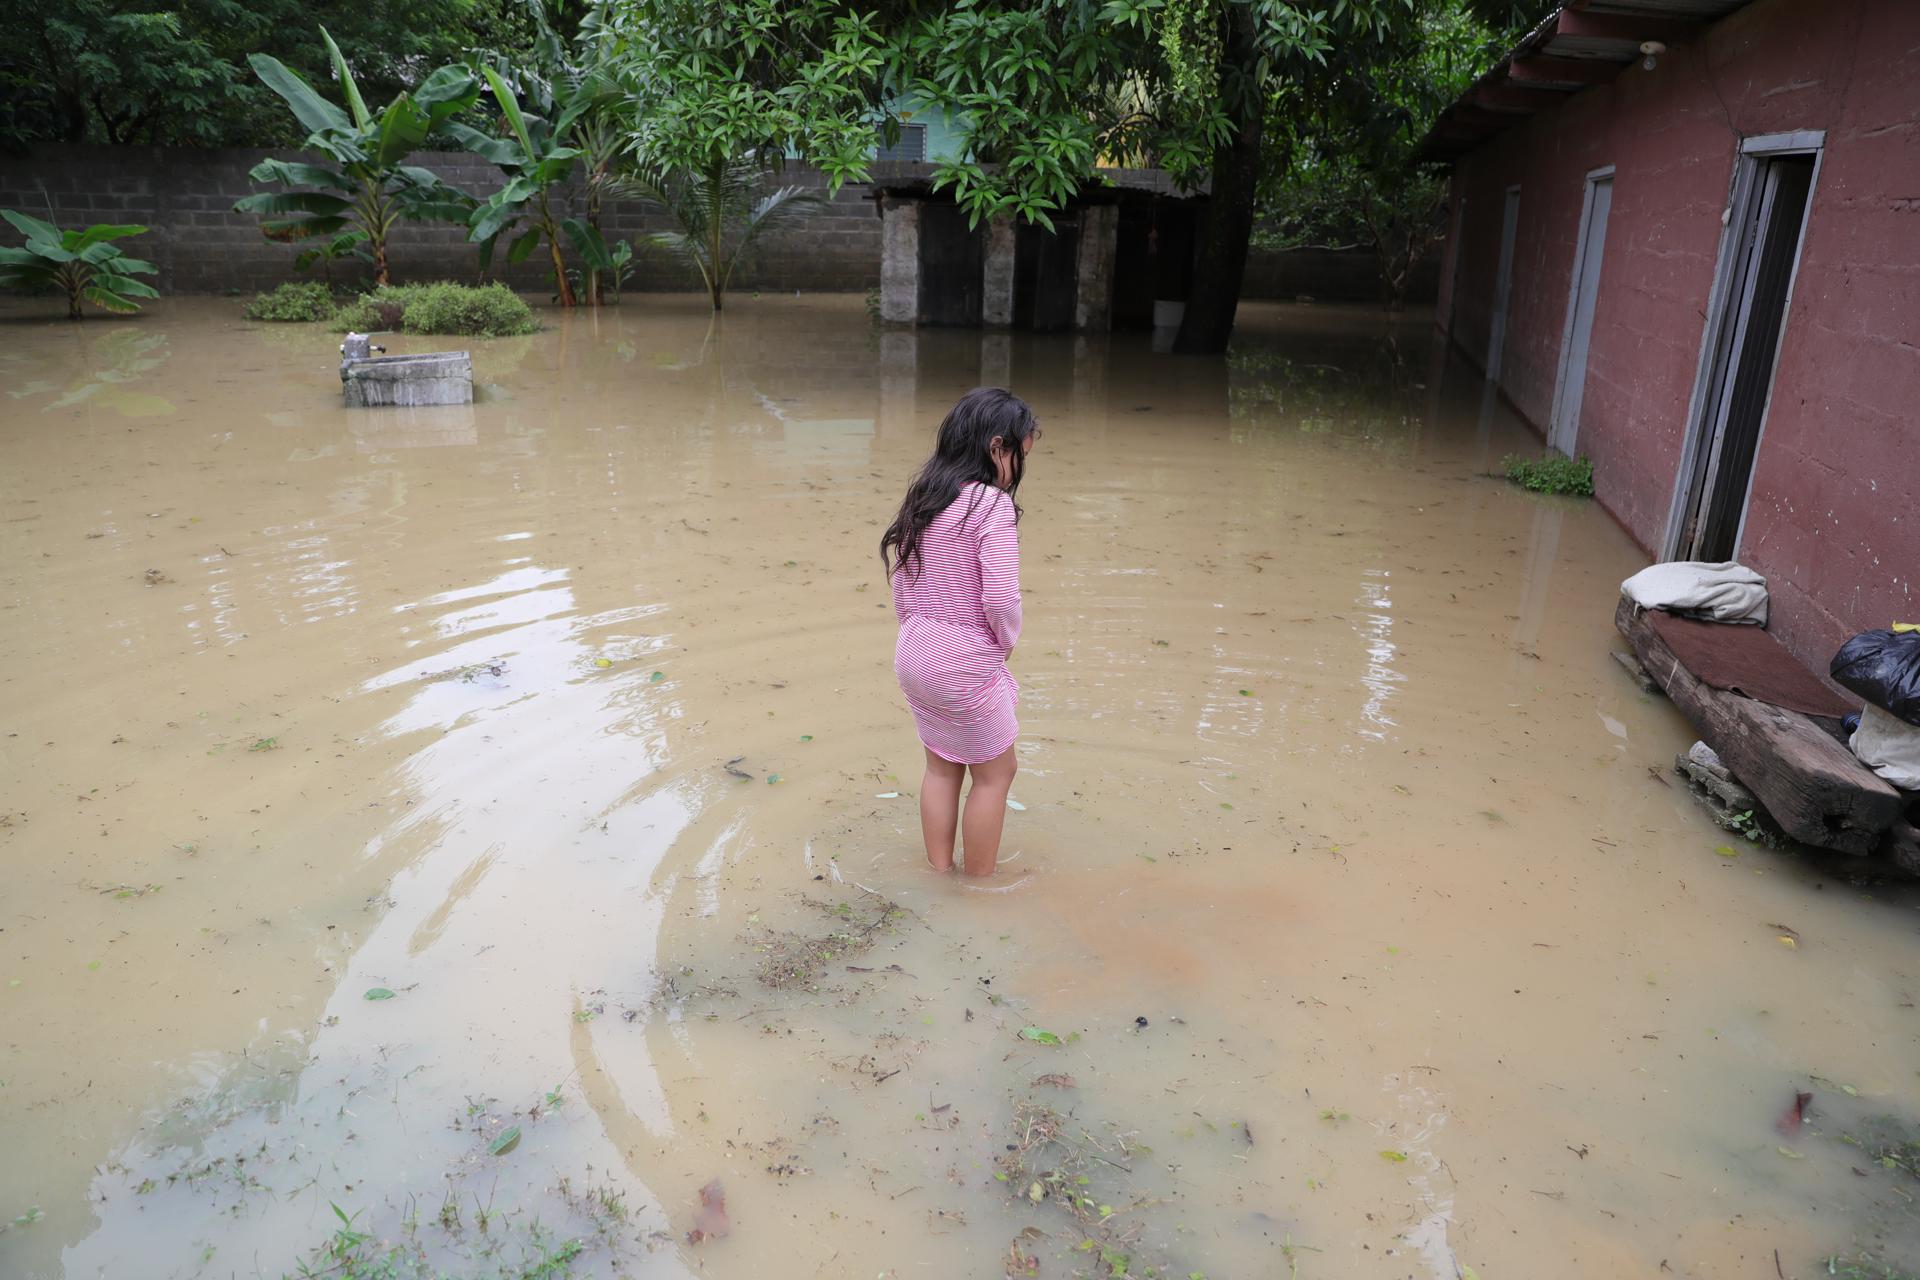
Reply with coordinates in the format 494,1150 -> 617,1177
1444,0 -> 1920,672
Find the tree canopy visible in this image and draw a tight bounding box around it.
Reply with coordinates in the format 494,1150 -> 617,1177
0,0 -> 497,147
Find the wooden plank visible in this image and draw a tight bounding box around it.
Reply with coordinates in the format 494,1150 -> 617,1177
1473,84 -> 1576,113
1616,597 -> 1902,854
1509,55 -> 1626,86
1878,821 -> 1920,880
1554,10 -> 1700,45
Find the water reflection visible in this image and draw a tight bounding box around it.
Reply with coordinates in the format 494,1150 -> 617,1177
3,328 -> 174,416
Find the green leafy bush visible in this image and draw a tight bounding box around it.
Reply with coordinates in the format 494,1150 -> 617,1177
243,281 -> 335,322
1502,453 -> 1594,497
331,282 -> 537,337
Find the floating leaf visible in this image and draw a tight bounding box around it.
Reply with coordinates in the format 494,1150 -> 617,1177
249,737 -> 279,752
1776,1145 -> 1804,1159
1238,689 -> 1251,697
594,658 -> 613,669
766,774 -> 781,785
1714,845 -> 1740,858
800,734 -> 813,742
1019,1026 -> 1063,1046
1379,1150 -> 1409,1162
1841,1084 -> 1859,1097
489,1126 -> 521,1155
650,671 -> 665,682
1777,935 -> 1797,949
363,987 -> 395,1001
1006,798 -> 1026,811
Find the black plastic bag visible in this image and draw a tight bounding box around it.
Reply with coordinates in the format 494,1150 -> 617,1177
1830,630 -> 1920,727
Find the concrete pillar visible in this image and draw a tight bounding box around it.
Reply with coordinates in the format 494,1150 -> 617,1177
1073,204 -> 1117,332
880,198 -> 921,325
979,331 -> 1012,390
982,216 -> 1016,327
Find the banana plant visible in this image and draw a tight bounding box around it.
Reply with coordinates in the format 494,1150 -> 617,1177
0,209 -> 158,319
449,66 -> 601,307
234,28 -> 477,285
625,158 -> 822,311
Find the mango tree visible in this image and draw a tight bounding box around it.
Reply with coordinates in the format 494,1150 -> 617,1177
0,210 -> 158,318
597,0 -> 885,310
234,28 -> 477,285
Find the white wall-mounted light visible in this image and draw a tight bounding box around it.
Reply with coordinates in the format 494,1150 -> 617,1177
1641,40 -> 1667,71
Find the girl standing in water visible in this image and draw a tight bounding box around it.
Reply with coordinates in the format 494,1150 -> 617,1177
882,388 -> 1040,876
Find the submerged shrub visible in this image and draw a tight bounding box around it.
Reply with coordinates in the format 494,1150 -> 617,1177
331,282 -> 537,338
243,281 -> 335,323
1502,453 -> 1594,497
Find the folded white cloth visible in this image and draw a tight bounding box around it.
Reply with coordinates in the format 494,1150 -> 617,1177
1621,560 -> 1769,626
1851,703 -> 1920,791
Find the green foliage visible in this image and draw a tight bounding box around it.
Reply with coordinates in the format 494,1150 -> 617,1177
0,209 -> 158,318
233,28 -> 478,285
333,282 -> 538,337
1258,1 -> 1516,306
626,159 -> 820,310
243,281 -> 334,322
599,0 -> 888,191
0,0 -> 483,150
293,229 -> 371,286
1503,453 -> 1595,497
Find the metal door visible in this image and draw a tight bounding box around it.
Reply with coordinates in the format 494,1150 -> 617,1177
1485,186 -> 1522,382
1548,172 -> 1613,456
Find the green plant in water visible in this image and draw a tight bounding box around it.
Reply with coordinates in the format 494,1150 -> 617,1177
245,281 -> 336,322
1823,1251 -> 1920,1280
332,282 -> 538,337
627,158 -> 822,311
235,27 -> 478,286
1502,453 -> 1595,497
290,228 -> 372,287
0,209 -> 157,318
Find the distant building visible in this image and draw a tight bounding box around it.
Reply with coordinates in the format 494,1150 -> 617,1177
1425,0 -> 1919,672
874,168 -> 1207,334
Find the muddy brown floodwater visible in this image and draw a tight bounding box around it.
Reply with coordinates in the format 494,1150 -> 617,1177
2,295 -> 1917,1280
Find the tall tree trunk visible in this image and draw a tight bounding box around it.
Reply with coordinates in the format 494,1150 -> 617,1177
1174,5 -> 1262,355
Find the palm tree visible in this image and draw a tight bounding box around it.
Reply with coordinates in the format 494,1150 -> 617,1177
625,158 -> 822,311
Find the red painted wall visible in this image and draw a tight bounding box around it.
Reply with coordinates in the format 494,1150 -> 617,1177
1444,0 -> 1920,671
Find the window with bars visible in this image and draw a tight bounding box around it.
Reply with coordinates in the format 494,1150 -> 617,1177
876,124 -> 927,163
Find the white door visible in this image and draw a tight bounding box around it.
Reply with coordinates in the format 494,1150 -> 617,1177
1548,173 -> 1614,455
1486,186 -> 1522,383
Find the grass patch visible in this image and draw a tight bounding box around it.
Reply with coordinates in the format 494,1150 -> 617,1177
1502,453 -> 1594,496
243,281 -> 336,323
1822,1251 -> 1920,1280
332,282 -> 538,338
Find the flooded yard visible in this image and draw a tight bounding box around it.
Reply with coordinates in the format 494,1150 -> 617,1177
3,295 -> 1916,1280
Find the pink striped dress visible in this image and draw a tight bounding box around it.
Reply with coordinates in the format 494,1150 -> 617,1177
892,483 -> 1023,764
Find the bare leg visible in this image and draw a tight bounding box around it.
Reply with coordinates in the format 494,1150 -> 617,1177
960,743 -> 1018,877
920,748 -> 965,871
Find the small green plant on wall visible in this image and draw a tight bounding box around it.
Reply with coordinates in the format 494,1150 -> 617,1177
1502,453 -> 1595,497
0,210 -> 159,319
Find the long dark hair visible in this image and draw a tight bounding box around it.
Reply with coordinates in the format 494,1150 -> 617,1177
881,387 -> 1039,578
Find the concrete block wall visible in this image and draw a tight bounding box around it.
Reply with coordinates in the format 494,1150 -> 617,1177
0,145 -> 890,296
1,145 -> 1433,304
